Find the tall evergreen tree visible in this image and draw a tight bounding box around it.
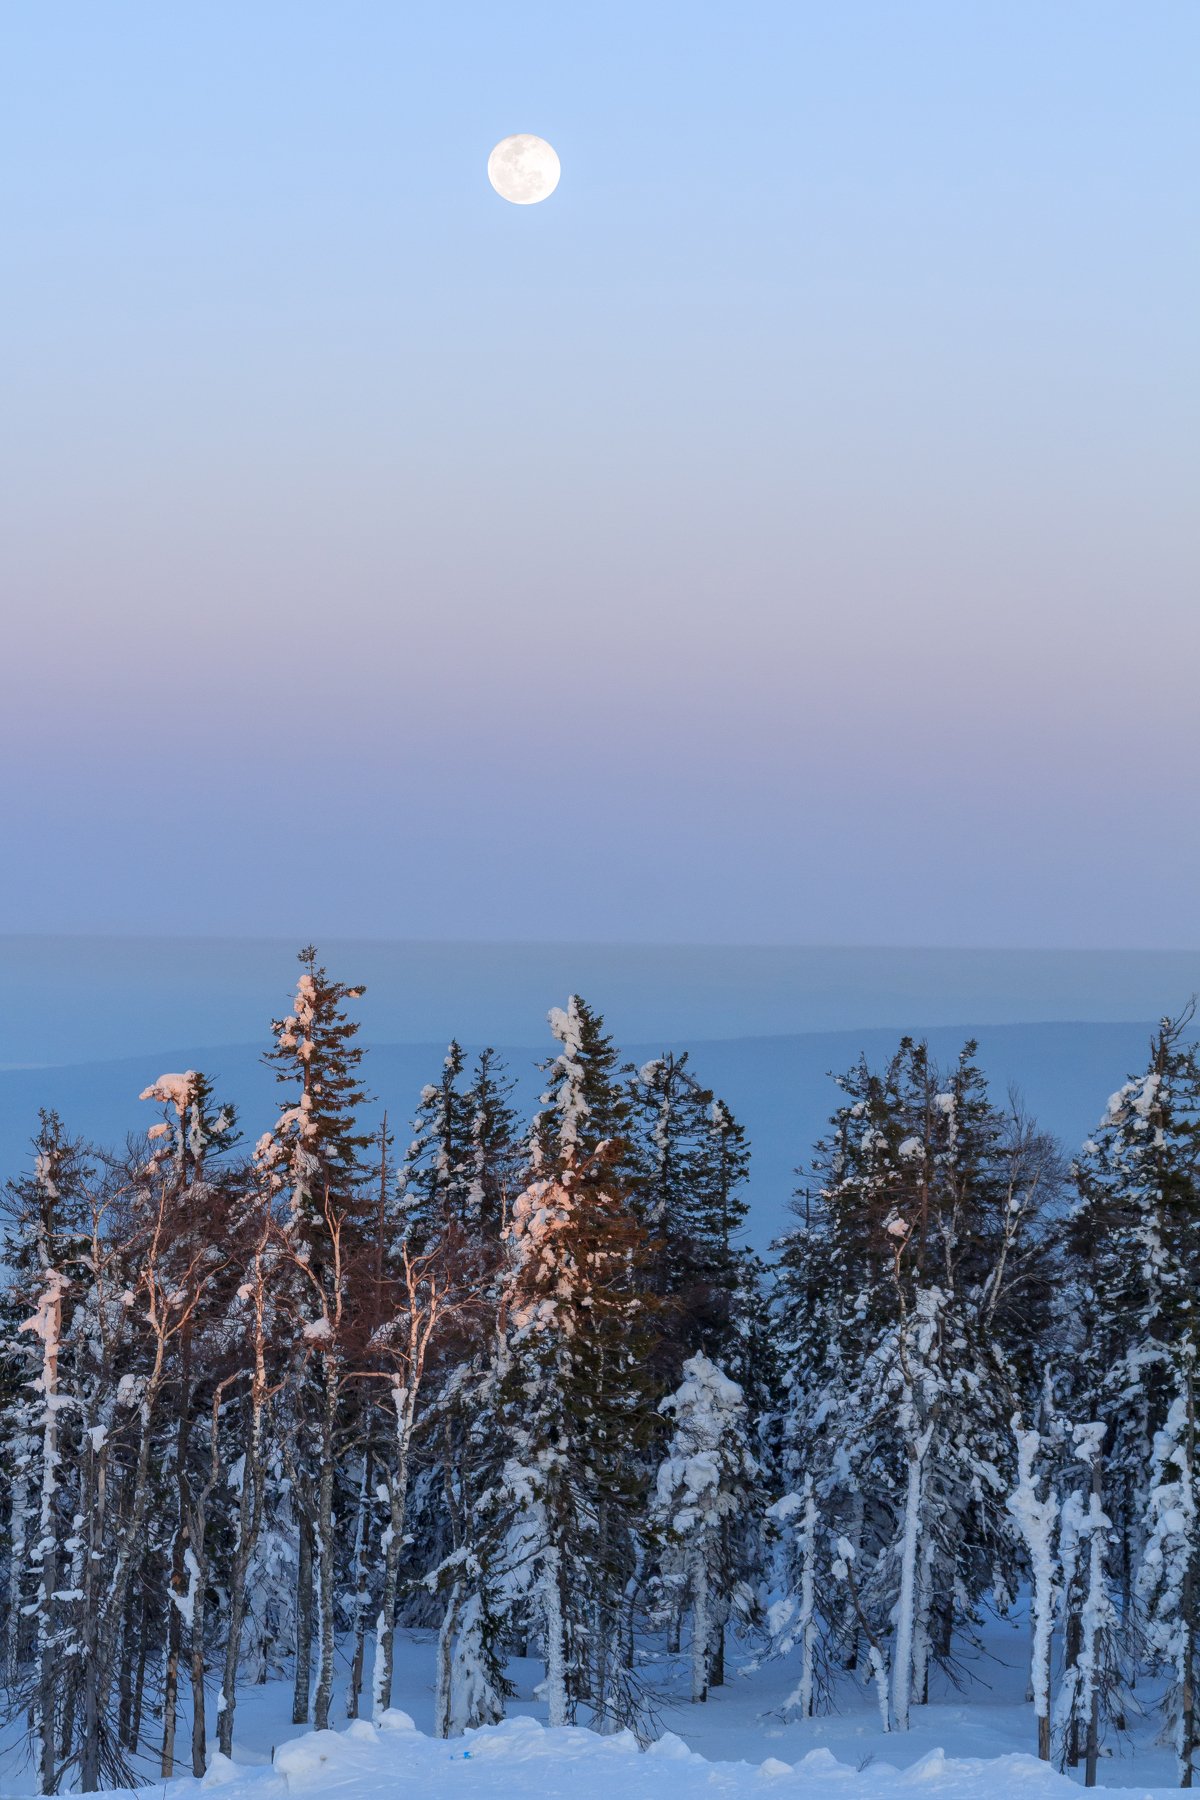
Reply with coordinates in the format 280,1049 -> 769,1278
259,948 -> 373,1732
397,1042 -> 472,1248
770,1038 -> 1060,1727
649,1353 -> 760,1703
485,999 -> 657,1731
1,1114 -> 93,1792
1067,1011 -> 1200,1781
261,945 -> 374,1254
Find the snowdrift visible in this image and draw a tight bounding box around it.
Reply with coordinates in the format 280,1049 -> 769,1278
102,1710 -> 1174,1800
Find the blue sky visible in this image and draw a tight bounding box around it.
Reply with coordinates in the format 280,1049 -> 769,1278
2,3 -> 1197,945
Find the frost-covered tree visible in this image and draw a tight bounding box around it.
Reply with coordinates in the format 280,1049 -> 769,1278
397,1042 -> 473,1248
426,1358 -> 515,1739
536,995 -> 633,1169
462,1049 -> 524,1241
398,1045 -> 522,1254
631,1058 -> 753,1373
770,1039 -> 1060,1726
260,948 -> 374,1730
1140,1370 -> 1200,1784
1066,1013 -> 1200,1628
649,1354 -> 759,1702
0,1114 -> 93,1792
476,1001 -> 658,1731
138,1068 -> 238,1182
493,1147 -> 655,1728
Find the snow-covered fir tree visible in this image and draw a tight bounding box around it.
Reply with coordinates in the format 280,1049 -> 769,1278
480,1000 -> 658,1731
1062,1011 -> 1200,1780
770,1039 -> 1061,1730
649,1353 -> 760,1702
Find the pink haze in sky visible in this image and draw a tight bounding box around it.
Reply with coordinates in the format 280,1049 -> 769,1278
2,3 -> 1197,944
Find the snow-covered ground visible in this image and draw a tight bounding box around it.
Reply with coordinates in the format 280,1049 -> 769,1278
0,1614 -> 1183,1798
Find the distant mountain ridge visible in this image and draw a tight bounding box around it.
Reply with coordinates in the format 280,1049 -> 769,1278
0,1020 -> 1176,1250
2,937 -> 1198,1068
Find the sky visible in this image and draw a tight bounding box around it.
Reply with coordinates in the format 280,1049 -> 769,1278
2,2 -> 1197,947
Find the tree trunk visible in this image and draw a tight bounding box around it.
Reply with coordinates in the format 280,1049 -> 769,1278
1064,1605 -> 1082,1767
219,1387 -> 267,1757
1182,1371 -> 1196,1788
435,1584 -> 464,1738
892,1420 -> 931,1731
690,1555 -> 708,1706
345,1456 -> 372,1719
117,1592 -> 137,1755
372,1389 -> 414,1721
291,1508 -> 314,1724
161,1594 -> 181,1778
32,1272 -> 66,1794
541,1548 -> 568,1727
795,1483 -> 817,1718
130,1586 -> 151,1757
190,1564 -> 208,1776
78,1437 -> 106,1795
313,1357 -> 339,1732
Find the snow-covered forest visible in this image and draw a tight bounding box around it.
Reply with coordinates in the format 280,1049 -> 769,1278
3,948 -> 1200,1792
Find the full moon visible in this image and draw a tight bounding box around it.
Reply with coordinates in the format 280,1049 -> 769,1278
487,134 -> 560,205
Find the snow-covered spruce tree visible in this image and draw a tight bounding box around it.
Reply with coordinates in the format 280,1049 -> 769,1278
769,1039 -> 1061,1727
417,1057 -> 527,1735
497,1151 -> 656,1729
1140,1359 -> 1200,1786
630,1059 -> 754,1372
630,1052 -> 712,1299
534,995 -> 634,1168
137,1068 -> 242,1779
1066,1013 -> 1200,1652
462,1048 -> 525,1241
138,1068 -> 238,1184
770,1169 -> 842,1639
1055,1012 -> 1200,1784
627,1055 -> 774,1582
0,1113 -> 93,1793
696,1101 -> 777,1436
395,1046 -> 521,1256
425,1357 -> 516,1738
696,1096 -> 753,1330
385,1050 -> 522,1658
54,1130 -> 247,1791
363,1218 -> 466,1722
260,947 -> 375,1731
388,1049 -> 521,1630
215,1173 -> 287,1757
397,1042 -> 473,1249
483,999 -> 658,1731
649,1353 -> 760,1702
